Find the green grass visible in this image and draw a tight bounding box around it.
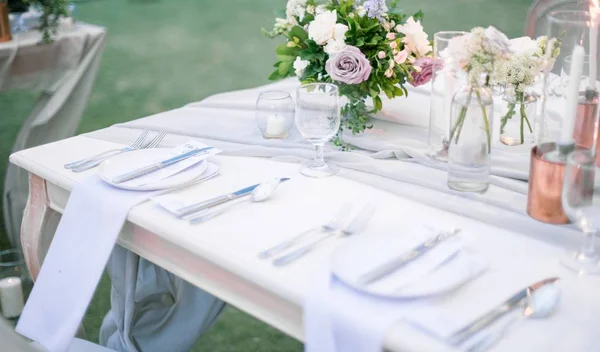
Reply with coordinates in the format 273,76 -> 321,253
0,0 -> 531,350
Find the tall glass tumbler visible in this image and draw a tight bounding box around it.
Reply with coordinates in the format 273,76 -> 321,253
540,10 -> 600,152
428,31 -> 467,162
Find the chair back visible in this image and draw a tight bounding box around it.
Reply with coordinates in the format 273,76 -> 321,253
525,0 -> 587,37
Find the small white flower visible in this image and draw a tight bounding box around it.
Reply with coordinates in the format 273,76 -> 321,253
293,57 -> 310,77
286,0 -> 307,22
356,5 -> 367,17
306,5 -> 315,15
324,39 -> 347,54
395,17 -> 432,57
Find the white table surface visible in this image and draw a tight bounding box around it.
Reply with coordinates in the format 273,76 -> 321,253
10,134 -> 600,352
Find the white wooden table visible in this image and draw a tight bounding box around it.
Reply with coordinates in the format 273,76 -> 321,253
10,133 -> 600,352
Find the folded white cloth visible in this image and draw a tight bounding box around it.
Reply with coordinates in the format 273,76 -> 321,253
17,176 -> 159,352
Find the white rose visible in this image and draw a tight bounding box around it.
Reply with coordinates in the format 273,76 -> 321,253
395,17 -> 432,57
509,36 -> 537,56
293,57 -> 310,77
308,10 -> 344,45
324,39 -> 347,54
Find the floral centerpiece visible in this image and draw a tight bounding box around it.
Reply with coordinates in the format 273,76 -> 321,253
445,26 -> 513,153
492,36 -> 561,145
263,0 -> 433,149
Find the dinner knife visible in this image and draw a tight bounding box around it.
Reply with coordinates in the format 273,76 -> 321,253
112,147 -> 213,184
175,178 -> 290,218
447,277 -> 559,346
356,228 -> 461,286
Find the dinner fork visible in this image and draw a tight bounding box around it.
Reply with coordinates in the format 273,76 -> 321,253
257,203 -> 352,260
64,129 -> 150,169
71,131 -> 167,173
272,205 -> 376,267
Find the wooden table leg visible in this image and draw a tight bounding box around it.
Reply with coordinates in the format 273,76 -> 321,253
20,174 -> 60,281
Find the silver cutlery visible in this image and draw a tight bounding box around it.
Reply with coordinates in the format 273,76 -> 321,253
465,283 -> 560,352
188,178 -> 287,224
447,277 -> 560,347
71,131 -> 167,173
258,203 -> 353,259
356,228 -> 461,286
175,178 -> 290,218
112,146 -> 214,183
65,129 -> 150,169
272,205 -> 376,267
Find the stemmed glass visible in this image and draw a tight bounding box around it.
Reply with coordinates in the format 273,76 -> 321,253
561,149 -> 600,275
295,83 -> 341,178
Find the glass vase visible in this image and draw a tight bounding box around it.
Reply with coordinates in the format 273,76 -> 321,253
427,31 -> 467,162
499,92 -> 537,146
448,81 -> 494,193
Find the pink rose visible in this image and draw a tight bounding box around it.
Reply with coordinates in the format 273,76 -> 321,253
410,57 -> 442,87
325,46 -> 372,84
386,32 -> 396,40
377,51 -> 386,59
394,50 -> 408,64
389,42 -> 397,49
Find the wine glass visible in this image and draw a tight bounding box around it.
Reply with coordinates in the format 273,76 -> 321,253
561,149 -> 600,275
295,83 -> 341,178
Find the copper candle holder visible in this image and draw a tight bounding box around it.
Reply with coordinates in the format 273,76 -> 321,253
527,142 -> 569,224
573,91 -> 600,166
0,1 -> 11,43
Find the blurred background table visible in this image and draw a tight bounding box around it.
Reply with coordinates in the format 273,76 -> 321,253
0,22 -> 106,248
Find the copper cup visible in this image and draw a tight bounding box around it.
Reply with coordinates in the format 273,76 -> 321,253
573,92 -> 600,166
0,1 -> 11,43
527,142 -> 569,224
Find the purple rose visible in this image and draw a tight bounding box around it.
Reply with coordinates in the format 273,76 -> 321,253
325,46 -> 372,85
410,57 -> 442,87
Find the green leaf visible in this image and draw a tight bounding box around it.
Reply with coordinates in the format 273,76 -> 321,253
278,61 -> 293,75
276,54 -> 296,62
276,45 -> 299,56
269,69 -> 283,81
373,96 -> 383,111
290,26 -> 309,41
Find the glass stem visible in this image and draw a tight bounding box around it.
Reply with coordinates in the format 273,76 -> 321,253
314,144 -> 325,167
581,231 -> 598,258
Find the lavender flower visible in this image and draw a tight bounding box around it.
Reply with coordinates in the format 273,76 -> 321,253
363,0 -> 388,21
325,46 -> 372,84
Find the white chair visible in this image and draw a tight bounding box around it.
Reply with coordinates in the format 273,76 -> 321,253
0,317 -> 116,352
525,0 -> 587,38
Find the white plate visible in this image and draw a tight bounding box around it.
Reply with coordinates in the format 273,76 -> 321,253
98,149 -> 209,191
331,232 -> 488,299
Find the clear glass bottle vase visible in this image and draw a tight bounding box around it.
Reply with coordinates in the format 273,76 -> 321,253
447,80 -> 494,193
499,92 -> 537,146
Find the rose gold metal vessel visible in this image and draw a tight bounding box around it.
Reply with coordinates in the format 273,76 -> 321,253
527,143 -> 569,224
573,92 -> 600,166
0,1 -> 11,43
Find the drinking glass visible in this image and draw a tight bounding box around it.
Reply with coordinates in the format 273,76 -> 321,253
295,83 -> 341,178
428,31 -> 467,162
561,149 -> 600,275
255,91 -> 295,139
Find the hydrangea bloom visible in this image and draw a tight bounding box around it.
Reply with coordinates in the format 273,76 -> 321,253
363,0 -> 388,21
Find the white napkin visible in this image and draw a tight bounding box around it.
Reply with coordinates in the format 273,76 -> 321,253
16,176 -> 159,352
304,250 -> 488,352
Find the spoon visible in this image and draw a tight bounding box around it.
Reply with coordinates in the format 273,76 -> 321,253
188,178 -> 285,224
467,284 -> 560,352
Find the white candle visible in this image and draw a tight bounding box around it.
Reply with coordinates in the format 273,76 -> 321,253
0,277 -> 24,319
562,45 -> 585,141
589,6 -> 599,90
265,114 -> 286,137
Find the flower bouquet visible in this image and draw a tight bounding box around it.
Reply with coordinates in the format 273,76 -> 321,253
492,36 -> 561,145
263,0 -> 433,149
